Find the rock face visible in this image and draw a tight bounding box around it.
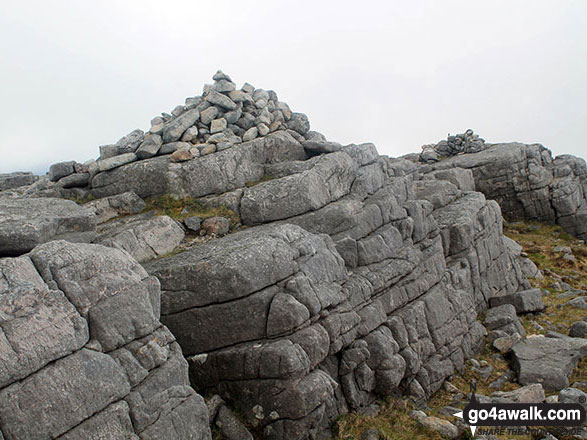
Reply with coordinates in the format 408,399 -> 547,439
143,140 -> 528,439
422,143 -> 587,241
0,197 -> 97,256
4,73 -> 585,440
0,240 -> 211,440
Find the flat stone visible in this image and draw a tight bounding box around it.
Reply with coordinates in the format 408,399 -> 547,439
302,140 -> 343,154
95,213 -> 185,263
0,172 -> 37,191
0,197 -> 96,256
489,288 -> 545,313
83,191 -> 145,224
97,153 -> 137,172
210,118 -> 227,134
206,90 -> 237,110
162,109 -> 199,144
512,336 -> 587,390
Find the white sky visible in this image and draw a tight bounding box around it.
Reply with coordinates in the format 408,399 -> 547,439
1,0 -> 586,174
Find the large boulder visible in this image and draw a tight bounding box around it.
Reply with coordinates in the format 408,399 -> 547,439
511,336 -> 587,390
0,197 -> 96,256
0,240 -> 211,439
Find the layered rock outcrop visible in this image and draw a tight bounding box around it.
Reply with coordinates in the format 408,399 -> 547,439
2,73 -> 585,440
0,240 -> 211,440
419,142 -> 587,241
142,138 -> 528,438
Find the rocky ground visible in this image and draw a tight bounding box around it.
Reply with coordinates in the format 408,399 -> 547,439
0,72 -> 586,440
332,220 -> 587,440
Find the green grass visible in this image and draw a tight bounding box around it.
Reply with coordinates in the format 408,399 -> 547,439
142,195 -> 240,227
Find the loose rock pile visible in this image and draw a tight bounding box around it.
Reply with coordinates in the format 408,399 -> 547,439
420,129 -> 486,162
42,70 -> 314,194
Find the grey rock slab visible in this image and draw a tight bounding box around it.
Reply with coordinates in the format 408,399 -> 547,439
95,212 -> 185,263
489,288 -> 545,313
266,293 -> 310,337
57,401 -> 138,440
97,152 -> 137,172
116,129 -> 144,154
484,304 -> 525,336
302,140 -> 343,154
136,133 -> 163,159
512,336 -> 587,390
162,109 -> 199,143
216,406 -> 253,440
159,141 -> 191,155
0,255 -> 89,389
200,106 -> 219,125
490,383 -> 545,403
144,224 -> 301,313
57,172 -> 90,189
0,348 -> 130,440
206,90 -> 237,110
0,172 -> 37,191
99,144 -> 119,160
48,161 -> 75,182
240,151 -> 357,224
83,191 -> 146,224
0,197 -> 97,256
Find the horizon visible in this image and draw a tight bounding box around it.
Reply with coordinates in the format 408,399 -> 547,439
1,0 -> 586,175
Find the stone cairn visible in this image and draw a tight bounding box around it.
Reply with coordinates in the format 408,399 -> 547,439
420,129 -> 486,163
46,70 -> 311,188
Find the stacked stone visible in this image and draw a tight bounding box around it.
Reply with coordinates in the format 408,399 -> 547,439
420,129 -> 486,163
91,70 -> 310,171
39,70 -> 312,192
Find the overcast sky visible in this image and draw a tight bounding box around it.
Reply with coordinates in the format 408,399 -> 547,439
1,0 -> 586,174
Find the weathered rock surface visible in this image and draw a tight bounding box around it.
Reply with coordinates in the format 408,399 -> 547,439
95,212 -> 185,263
0,197 -> 96,256
489,288 -> 545,313
512,336 -> 587,390
6,73 -> 583,440
91,131 -> 307,199
0,172 -> 37,191
142,140 -> 528,439
0,240 -> 211,440
424,143 -> 587,241
83,191 -> 146,223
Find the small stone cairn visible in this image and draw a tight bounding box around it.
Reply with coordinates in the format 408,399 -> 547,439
420,129 -> 486,162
